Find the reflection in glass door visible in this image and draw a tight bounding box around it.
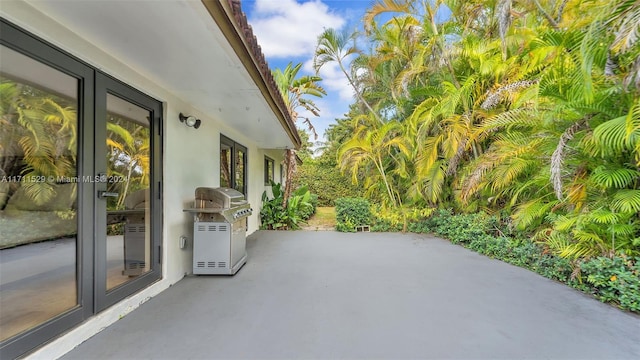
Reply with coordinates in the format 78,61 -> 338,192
103,94 -> 151,291
0,45 -> 79,341
220,141 -> 232,188
95,73 -> 161,312
235,147 -> 245,195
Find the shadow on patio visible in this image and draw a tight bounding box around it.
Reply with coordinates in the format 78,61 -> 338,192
61,231 -> 640,359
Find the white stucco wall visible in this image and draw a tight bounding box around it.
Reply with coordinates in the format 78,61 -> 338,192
1,2 -> 287,359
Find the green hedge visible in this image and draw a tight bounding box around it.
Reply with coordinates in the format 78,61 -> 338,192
293,162 -> 364,206
335,197 -> 371,232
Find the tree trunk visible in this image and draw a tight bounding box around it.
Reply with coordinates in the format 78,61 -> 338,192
338,61 -> 383,124
282,149 -> 297,208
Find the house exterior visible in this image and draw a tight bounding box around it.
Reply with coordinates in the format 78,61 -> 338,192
0,1 -> 298,358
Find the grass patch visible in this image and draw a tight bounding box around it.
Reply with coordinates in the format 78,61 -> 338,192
305,207 -> 336,229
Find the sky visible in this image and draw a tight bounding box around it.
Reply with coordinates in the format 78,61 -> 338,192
241,0 -> 372,148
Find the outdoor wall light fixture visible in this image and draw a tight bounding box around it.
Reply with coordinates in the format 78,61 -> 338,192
179,113 -> 201,129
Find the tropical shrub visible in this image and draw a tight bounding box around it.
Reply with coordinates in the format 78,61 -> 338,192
260,181 -> 314,230
335,197 -> 371,232
298,193 -> 318,220
288,186 -> 315,224
259,183 -> 287,230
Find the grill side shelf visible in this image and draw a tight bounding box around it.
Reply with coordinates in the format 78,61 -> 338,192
183,208 -> 226,213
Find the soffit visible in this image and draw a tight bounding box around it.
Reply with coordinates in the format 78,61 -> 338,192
24,0 -> 296,149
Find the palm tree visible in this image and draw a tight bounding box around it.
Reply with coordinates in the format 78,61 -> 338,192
271,63 -> 325,206
272,62 -> 326,138
314,28 -> 383,123
338,115 -> 410,207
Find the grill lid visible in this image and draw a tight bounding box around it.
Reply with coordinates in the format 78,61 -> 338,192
185,187 -> 251,222
194,187 -> 246,210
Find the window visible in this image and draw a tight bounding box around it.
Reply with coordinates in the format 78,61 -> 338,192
264,156 -> 274,185
220,135 -> 247,195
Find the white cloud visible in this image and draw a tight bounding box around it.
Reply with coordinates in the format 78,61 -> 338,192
303,59 -> 354,102
249,0 -> 345,58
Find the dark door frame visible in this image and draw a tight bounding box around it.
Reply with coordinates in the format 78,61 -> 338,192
94,73 -> 163,312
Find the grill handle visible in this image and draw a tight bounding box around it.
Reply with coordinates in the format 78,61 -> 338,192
98,191 -> 119,199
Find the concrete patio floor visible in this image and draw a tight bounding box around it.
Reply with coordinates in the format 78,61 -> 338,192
61,231 -> 639,359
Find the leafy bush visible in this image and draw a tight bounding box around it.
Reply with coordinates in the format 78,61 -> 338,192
260,181 -> 314,230
430,211 -> 499,244
371,219 -> 403,232
466,234 -> 574,283
335,197 -> 371,232
259,182 -> 287,230
371,205 -> 434,232
299,193 -> 318,220
578,256 -> 640,312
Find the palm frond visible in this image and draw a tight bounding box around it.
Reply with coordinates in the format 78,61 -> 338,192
608,0 -> 640,54
611,189 -> 640,212
419,159 -> 447,203
587,208 -> 620,224
512,198 -> 560,229
483,108 -> 538,129
592,114 -> 639,156
590,165 -> 640,189
554,215 -> 578,232
363,0 -> 412,33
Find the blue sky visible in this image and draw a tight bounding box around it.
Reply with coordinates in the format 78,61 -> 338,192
242,0 -> 371,147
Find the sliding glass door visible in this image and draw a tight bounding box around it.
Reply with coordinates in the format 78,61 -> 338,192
0,20 -> 162,358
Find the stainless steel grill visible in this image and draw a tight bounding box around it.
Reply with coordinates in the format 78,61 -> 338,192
184,187 -> 252,275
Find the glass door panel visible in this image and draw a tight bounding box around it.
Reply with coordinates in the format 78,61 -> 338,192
104,94 -> 151,291
95,73 -> 161,312
0,45 -> 79,340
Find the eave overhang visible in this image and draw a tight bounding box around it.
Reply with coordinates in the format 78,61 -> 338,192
201,0 -> 301,149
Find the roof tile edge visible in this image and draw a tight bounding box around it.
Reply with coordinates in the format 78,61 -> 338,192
226,0 -> 301,148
